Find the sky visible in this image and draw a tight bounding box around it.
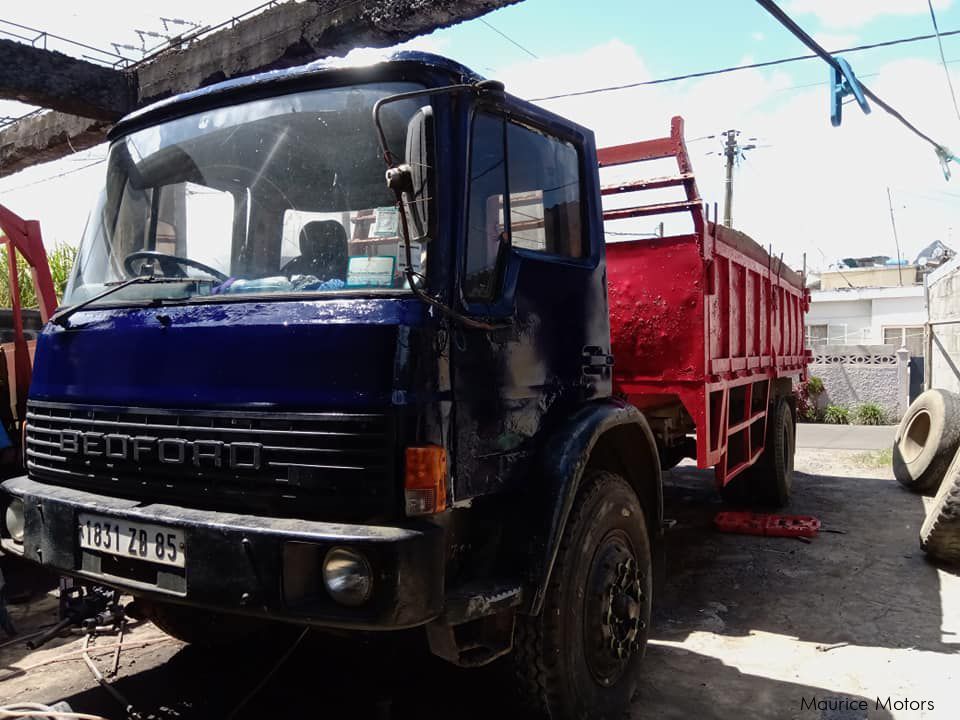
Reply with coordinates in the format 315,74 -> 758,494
0,0 -> 958,272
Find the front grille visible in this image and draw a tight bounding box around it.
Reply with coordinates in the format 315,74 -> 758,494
25,400 -> 397,520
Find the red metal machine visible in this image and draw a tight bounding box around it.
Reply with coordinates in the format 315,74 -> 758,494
602,117 -> 809,489
0,204 -> 57,443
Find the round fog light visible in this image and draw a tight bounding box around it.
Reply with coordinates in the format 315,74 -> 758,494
322,547 -> 372,607
5,498 -> 24,543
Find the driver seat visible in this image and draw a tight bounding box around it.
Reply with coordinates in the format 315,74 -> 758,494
284,220 -> 349,280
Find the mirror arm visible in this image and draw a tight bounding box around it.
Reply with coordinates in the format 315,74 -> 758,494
376,81 -> 511,333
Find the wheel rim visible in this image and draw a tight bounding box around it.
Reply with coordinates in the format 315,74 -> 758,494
901,409 -> 931,463
584,530 -> 647,687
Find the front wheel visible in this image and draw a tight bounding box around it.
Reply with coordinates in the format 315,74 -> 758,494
512,469 -> 652,720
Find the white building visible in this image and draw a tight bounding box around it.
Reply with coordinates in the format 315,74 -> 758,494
806,284 -> 926,355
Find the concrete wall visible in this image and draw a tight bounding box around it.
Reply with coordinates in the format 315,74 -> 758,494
821,265 -> 917,290
809,345 -> 907,421
926,256 -> 960,394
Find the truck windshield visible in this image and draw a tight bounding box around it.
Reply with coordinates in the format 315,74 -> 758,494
64,81 -> 428,307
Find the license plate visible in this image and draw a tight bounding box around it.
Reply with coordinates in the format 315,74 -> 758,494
78,513 -> 186,568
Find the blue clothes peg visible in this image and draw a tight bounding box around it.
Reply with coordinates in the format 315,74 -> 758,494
830,57 -> 871,127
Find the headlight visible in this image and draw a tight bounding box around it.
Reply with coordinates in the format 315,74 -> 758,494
5,498 -> 24,543
322,547 -> 372,606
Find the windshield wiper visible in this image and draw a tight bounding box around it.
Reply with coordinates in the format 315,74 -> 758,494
50,276 -> 200,328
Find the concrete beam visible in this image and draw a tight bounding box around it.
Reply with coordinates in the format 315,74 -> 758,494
0,112 -> 109,178
0,0 -> 523,179
0,39 -> 132,120
135,0 -> 523,101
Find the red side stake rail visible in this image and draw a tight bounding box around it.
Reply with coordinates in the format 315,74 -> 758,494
602,116 -> 810,489
0,204 -> 57,424
715,511 -> 821,538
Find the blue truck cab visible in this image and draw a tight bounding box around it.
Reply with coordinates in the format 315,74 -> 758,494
1,53 -> 663,719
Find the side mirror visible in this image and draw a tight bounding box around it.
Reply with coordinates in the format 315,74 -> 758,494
404,105 -> 435,241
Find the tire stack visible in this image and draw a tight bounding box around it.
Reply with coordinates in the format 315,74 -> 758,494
893,389 -> 960,563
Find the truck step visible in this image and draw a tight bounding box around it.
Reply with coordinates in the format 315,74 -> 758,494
443,581 -> 522,625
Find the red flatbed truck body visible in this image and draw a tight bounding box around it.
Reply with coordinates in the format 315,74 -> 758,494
601,117 -> 809,488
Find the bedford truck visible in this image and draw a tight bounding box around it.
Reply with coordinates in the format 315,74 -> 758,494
0,52 -> 806,719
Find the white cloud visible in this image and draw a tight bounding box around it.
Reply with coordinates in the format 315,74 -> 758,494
812,32 -> 860,50
751,31 -> 766,42
786,0 -> 953,29
497,42 -> 960,271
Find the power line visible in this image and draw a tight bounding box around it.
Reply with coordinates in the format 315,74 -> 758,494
527,26 -> 960,102
1,158 -> 106,192
478,18 -> 538,59
927,0 -> 960,123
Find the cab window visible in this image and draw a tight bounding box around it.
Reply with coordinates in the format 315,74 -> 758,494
464,113 -> 584,302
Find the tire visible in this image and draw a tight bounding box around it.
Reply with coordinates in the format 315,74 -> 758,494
721,397 -> 794,508
920,447 -> 960,563
512,470 -> 652,720
138,598 -> 283,647
893,389 -> 960,494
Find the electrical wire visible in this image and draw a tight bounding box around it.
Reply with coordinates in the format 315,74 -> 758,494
927,0 -> 960,122
527,26 -> 960,102
479,18 -> 538,59
226,627 -> 310,720
1,159 -> 106,192
0,705 -> 109,720
0,634 -> 174,682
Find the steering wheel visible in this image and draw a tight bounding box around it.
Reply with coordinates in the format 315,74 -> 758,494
123,251 -> 228,282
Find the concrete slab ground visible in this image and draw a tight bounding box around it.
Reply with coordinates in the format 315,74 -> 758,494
0,448 -> 956,719
797,423 -> 897,451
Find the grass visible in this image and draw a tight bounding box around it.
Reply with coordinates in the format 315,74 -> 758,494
852,448 -> 893,469
0,243 -> 77,307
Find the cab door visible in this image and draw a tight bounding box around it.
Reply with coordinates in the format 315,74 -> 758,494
451,107 -> 610,501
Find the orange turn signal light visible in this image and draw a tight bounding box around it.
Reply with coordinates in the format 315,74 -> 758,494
404,446 -> 447,516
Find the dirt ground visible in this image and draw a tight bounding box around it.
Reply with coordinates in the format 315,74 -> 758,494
1,448 -> 957,719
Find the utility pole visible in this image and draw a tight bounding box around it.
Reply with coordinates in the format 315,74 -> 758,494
720,130 -> 756,228
722,130 -> 737,228
886,186 -> 904,286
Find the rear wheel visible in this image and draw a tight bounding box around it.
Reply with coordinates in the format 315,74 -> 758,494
721,397 -> 794,507
512,469 -> 652,720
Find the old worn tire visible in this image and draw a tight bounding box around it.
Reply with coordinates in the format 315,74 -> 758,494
721,398 -> 794,508
893,389 -> 960,494
920,447 -> 960,563
512,470 -> 652,720
139,599 -> 282,647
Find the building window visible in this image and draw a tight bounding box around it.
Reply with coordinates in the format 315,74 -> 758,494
883,326 -> 924,356
806,324 -> 828,348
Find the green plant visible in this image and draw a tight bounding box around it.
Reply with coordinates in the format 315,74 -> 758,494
0,243 -> 78,308
797,376 -> 825,423
823,405 -> 851,425
806,376 -> 825,396
854,402 -> 887,426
